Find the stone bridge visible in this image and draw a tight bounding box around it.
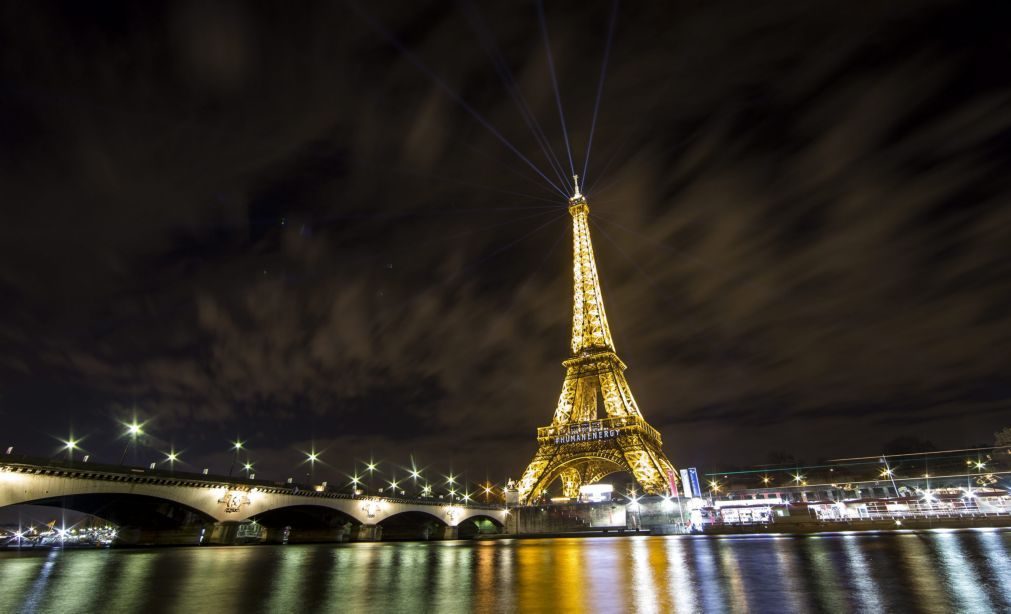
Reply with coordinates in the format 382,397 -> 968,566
0,458 -> 507,544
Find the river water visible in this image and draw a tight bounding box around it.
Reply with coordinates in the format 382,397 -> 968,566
2,530 -> 1010,613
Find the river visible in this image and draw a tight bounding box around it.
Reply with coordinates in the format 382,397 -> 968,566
2,529 -> 1010,613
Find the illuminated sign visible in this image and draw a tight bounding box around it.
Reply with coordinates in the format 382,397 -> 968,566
553,421 -> 620,444
554,429 -> 618,444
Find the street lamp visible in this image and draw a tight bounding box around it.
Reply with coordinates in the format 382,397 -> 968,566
228,439 -> 244,476
349,473 -> 362,496
366,460 -> 378,495
306,449 -> 320,483
243,461 -> 254,478
119,420 -> 144,465
165,450 -> 179,472
708,480 -> 722,504
408,455 -> 422,494
409,467 -> 422,496
62,437 -> 79,462
880,455 -> 901,497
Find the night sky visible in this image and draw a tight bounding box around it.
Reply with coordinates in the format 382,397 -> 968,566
1,1 -> 1009,486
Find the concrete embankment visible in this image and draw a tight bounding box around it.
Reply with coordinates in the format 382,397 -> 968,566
700,514 -> 1011,535
486,515 -> 1011,539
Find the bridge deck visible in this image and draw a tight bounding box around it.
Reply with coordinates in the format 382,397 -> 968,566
1,454 -> 501,511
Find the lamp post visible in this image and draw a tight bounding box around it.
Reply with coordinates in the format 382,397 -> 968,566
62,437 -> 79,462
366,460 -> 378,495
409,455 -> 421,495
446,473 -> 457,503
119,420 -> 144,465
880,455 -> 900,497
165,450 -> 179,473
708,480 -> 722,506
306,449 -> 319,484
228,439 -> 244,477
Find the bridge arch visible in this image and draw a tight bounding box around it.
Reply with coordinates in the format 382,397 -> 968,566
6,492 -> 218,529
379,510 -> 448,541
244,503 -> 361,528
240,504 -> 362,544
456,513 -> 505,538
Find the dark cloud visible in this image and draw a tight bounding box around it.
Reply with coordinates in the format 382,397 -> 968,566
0,0 -> 1008,481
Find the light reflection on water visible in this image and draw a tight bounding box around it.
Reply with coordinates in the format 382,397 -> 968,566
842,534 -> 884,611
979,530 -> 1011,607
933,530 -> 995,612
1,530 -> 1009,613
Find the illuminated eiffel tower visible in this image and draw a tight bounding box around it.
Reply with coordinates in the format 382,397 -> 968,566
516,177 -> 678,504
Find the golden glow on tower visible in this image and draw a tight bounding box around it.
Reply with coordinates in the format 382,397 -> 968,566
515,179 -> 678,504
568,185 -> 614,355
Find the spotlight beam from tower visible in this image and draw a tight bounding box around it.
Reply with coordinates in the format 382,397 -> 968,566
536,0 -> 577,179
459,0 -> 571,191
582,0 -> 620,186
348,0 -> 568,198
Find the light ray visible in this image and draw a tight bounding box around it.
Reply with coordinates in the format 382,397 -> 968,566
536,0 -> 576,179
456,213 -> 566,278
582,0 -> 621,185
459,0 -> 570,190
348,0 -> 567,197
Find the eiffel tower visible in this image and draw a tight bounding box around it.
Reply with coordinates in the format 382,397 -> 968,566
516,176 -> 678,504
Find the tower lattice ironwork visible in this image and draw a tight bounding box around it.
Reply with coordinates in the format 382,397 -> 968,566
516,177 -> 678,504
